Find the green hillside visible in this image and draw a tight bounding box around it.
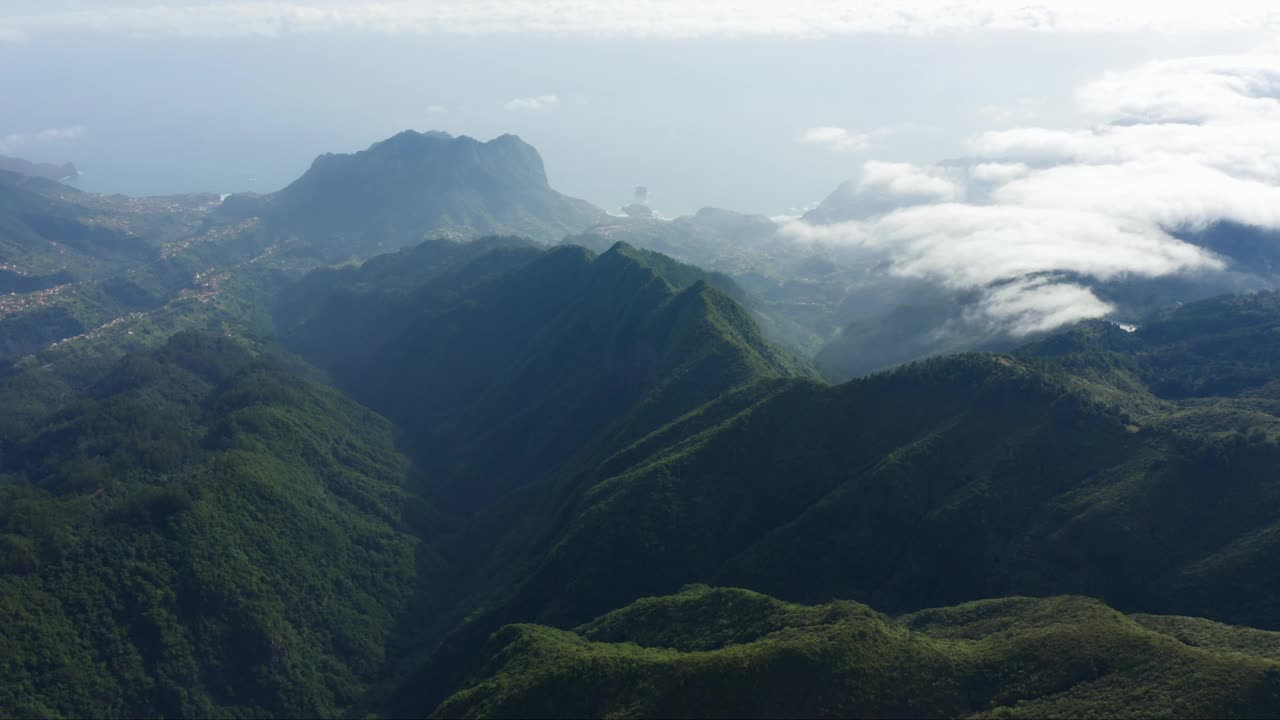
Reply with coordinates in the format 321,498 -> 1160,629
0,333 -> 431,718
271,236 -> 1280,717
3,207 -> 1280,719
438,585 -> 1280,719
0,169 -> 219,282
277,237 -> 819,713
467,301 -> 1280,635
281,238 -> 814,512
0,167 -> 273,364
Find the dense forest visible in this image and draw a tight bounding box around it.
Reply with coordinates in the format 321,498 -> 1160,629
0,334 -> 430,717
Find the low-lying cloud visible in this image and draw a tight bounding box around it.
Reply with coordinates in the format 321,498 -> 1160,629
969,162 -> 1029,184
785,50 -> 1280,336
972,277 -> 1115,336
859,161 -> 960,202
788,203 -> 1220,287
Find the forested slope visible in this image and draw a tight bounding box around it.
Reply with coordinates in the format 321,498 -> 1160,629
4,223 -> 1280,719
280,238 -> 813,511
0,333 -> 431,718
439,585 -> 1280,719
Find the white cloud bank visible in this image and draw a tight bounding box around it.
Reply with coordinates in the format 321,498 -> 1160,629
785,51 -> 1280,335
974,277 -> 1116,336
0,125 -> 86,155
2,1 -> 1280,40
503,95 -> 560,112
858,161 -> 960,202
969,162 -> 1029,183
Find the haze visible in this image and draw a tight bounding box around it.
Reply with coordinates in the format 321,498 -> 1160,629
1,1 -> 1273,217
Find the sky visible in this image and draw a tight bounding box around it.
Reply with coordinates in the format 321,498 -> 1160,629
0,1 -> 1272,216
4,1 -> 1280,336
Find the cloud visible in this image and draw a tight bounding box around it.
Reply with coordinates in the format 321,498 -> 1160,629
858,161 -> 960,201
783,202 -> 1222,336
974,57 -> 1280,183
0,125 -> 86,155
784,204 -> 1219,289
788,51 -> 1280,336
801,126 -> 869,153
971,277 -> 1114,336
1076,56 -> 1280,124
974,54 -> 1280,232
978,95 -> 1047,126
969,162 -> 1029,183
993,156 -> 1280,230
503,95 -> 560,112
3,1 -> 1280,40
803,161 -> 963,222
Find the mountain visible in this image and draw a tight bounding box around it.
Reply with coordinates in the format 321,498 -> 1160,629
0,130 -> 612,377
271,237 -> 818,712
5,213 -> 1280,719
369,289 -> 1280,715
440,585 -> 1280,718
0,236 -> 817,718
564,208 -> 841,355
213,131 -> 608,259
0,159 -> 322,367
0,171 -> 242,360
812,285 -> 1019,379
274,239 -> 1280,716
0,333 -> 429,718
278,237 -> 814,512
443,293 -> 1280,637
0,155 -> 78,183
567,201 -> 1069,382
791,173 -> 1280,382
801,178 -> 899,224
567,207 -> 780,276
0,170 -> 156,282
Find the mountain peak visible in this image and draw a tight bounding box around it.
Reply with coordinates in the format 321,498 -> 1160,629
299,130 -> 550,186
604,240 -> 640,257
365,128 -> 454,151
219,130 -> 607,255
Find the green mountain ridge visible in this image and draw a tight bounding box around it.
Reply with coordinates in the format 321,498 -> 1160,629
279,238 -> 813,512
3,208 -> 1280,719
465,302 -> 1280,638
438,585 -> 1280,719
272,237 -> 1280,716
273,237 -> 819,713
